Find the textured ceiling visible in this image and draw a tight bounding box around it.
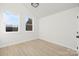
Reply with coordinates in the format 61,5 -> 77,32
25,3 -> 79,19
0,3 -> 79,19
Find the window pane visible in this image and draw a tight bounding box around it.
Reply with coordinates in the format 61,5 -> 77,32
26,25 -> 32,31
26,18 -> 32,24
25,17 -> 32,31
3,11 -> 19,32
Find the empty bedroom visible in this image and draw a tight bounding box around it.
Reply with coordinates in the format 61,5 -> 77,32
0,3 -> 79,56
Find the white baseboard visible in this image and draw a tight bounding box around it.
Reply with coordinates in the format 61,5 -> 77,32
0,36 -> 77,52
0,37 -> 37,48
39,36 -> 77,51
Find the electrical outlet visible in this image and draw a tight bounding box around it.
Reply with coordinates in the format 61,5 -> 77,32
77,16 -> 78,19
77,46 -> 78,50
77,32 -> 78,34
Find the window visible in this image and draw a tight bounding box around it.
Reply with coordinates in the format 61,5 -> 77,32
25,16 -> 32,31
3,11 -> 19,32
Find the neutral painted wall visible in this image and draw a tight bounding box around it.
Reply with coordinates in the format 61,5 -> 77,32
39,7 -> 79,50
0,4 -> 38,47
0,3 -> 79,51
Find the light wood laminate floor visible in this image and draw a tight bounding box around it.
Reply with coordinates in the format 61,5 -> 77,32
0,39 -> 77,56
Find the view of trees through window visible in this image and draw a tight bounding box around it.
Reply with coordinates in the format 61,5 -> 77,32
3,11 -> 19,32
3,11 -> 33,32
25,16 -> 32,31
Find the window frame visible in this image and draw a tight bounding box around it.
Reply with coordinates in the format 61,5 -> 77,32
25,16 -> 33,32
3,11 -> 20,33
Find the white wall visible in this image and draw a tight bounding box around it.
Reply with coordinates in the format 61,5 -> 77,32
39,7 -> 79,50
0,4 -> 38,48
0,3 -> 79,51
